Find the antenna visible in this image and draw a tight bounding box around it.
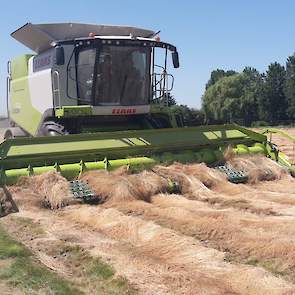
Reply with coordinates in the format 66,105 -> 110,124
148,30 -> 161,38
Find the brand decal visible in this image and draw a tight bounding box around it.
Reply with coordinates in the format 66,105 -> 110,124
33,54 -> 52,72
112,108 -> 137,115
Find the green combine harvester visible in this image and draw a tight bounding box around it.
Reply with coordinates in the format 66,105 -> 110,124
2,23 -> 294,185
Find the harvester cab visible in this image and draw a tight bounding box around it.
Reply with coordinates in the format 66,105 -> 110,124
6,23 -> 180,138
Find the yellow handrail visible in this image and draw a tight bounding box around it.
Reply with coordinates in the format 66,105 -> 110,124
262,128 -> 295,143
262,128 -> 295,164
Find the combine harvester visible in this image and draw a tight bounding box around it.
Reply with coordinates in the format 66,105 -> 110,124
1,23 -> 294,186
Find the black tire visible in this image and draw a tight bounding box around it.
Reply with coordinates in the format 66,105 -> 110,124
40,121 -> 69,136
3,127 -> 27,139
3,130 -> 13,140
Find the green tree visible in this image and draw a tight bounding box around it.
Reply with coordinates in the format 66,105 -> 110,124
202,74 -> 243,123
241,67 -> 264,125
285,54 -> 295,119
205,69 -> 237,89
202,69 -> 263,125
156,92 -> 177,106
259,62 -> 287,123
190,109 -> 205,125
170,105 -> 205,126
170,105 -> 193,126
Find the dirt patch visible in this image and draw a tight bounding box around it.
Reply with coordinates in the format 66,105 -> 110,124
1,213 -> 136,295
114,194 -> 295,283
67,205 -> 295,294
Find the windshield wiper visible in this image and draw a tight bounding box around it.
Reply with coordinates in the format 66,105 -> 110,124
120,74 -> 128,102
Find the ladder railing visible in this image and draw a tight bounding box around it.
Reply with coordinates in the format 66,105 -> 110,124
53,70 -> 61,108
262,128 -> 295,164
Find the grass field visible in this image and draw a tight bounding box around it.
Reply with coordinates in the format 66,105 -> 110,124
0,216 -> 135,295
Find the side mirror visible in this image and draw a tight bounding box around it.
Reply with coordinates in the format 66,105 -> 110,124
172,51 -> 179,68
55,46 -> 65,66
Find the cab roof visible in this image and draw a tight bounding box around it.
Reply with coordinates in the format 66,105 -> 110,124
11,23 -> 156,53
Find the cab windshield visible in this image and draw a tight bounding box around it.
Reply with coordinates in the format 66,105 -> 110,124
76,45 -> 151,106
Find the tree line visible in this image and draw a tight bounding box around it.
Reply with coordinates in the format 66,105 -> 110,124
201,52 -> 295,126
166,52 -> 295,127
157,93 -> 205,126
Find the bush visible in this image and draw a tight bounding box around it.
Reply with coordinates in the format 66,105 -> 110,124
251,121 -> 270,127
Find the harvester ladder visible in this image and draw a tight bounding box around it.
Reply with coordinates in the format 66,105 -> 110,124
263,128 -> 295,165
53,70 -> 61,108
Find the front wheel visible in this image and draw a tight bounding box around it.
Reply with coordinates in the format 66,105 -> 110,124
3,130 -> 13,140
3,127 -> 28,140
40,121 -> 69,136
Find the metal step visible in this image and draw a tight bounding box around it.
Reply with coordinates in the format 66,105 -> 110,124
70,180 -> 99,203
215,165 -> 248,183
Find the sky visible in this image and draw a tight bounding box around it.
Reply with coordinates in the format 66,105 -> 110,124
0,0 -> 295,116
